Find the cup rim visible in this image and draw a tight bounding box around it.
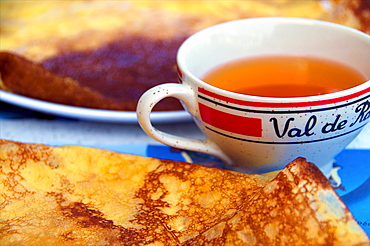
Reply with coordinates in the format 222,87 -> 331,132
177,17 -> 370,104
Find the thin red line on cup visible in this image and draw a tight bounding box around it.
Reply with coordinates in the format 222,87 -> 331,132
199,103 -> 262,137
198,87 -> 370,108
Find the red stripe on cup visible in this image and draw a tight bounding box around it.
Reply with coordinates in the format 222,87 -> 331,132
198,87 -> 370,108
177,65 -> 183,79
199,103 -> 262,137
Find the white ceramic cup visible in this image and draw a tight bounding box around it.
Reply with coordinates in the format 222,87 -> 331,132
137,17 -> 370,176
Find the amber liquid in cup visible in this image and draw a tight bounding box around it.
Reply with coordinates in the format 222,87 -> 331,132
202,55 -> 367,97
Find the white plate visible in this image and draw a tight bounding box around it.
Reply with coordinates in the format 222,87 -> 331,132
0,91 -> 192,123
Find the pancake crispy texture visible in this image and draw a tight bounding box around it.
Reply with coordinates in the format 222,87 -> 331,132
0,52 -> 128,110
0,140 -> 368,245
0,0 -> 369,111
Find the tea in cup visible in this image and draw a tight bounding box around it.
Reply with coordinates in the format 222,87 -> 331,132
137,17 -> 370,176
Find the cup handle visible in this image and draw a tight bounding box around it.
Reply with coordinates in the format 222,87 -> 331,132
137,83 -> 232,164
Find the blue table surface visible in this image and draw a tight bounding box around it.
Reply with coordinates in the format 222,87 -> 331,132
2,101 -> 370,237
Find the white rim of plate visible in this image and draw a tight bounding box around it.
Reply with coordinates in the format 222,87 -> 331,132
0,91 -> 192,123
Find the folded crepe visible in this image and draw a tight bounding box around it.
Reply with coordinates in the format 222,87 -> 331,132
0,139 -> 368,245
0,0 -> 369,111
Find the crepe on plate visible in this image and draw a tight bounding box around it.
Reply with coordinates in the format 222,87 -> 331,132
0,139 -> 368,245
0,0 -> 369,111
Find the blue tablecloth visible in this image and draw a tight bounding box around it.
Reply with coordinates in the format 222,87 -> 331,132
1,101 -> 370,236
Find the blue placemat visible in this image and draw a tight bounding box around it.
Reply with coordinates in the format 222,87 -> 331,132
3,100 -> 369,236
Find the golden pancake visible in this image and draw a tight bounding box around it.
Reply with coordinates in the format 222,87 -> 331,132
0,140 -> 368,245
0,1 -> 368,111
